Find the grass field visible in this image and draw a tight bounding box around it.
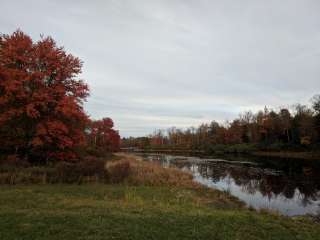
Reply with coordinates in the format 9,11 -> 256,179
1,184 -> 319,240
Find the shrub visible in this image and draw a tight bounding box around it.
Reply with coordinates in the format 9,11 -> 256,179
0,154 -> 30,169
82,146 -> 113,158
208,144 -> 226,154
0,167 -> 57,184
0,156 -> 107,184
78,156 -> 106,177
55,157 -> 107,183
55,161 -> 81,183
234,144 -> 257,153
208,144 -> 257,154
107,160 -> 131,183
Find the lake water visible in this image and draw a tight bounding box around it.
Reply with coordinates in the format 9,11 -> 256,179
138,153 -> 320,216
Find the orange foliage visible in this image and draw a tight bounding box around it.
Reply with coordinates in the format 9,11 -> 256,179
0,30 -> 89,162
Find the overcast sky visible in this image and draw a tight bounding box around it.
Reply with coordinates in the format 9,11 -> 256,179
1,0 -> 320,137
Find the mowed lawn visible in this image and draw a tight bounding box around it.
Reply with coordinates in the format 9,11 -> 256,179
0,184 -> 319,240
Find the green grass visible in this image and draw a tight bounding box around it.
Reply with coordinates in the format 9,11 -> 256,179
0,184 -> 319,240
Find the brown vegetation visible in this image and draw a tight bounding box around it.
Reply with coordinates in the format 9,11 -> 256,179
0,153 -> 198,187
107,153 -> 198,188
106,153 -> 244,208
0,156 -> 108,184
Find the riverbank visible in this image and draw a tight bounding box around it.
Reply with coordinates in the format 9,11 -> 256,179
124,148 -> 320,160
253,151 -> 320,160
1,153 -> 320,239
1,185 -> 320,240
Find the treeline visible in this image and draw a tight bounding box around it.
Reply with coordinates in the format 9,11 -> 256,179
122,96 -> 320,153
0,30 -> 120,165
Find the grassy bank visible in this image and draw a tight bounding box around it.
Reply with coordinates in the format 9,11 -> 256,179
1,184 -> 320,240
1,153 -> 320,239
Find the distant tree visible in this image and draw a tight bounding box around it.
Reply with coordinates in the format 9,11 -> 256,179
311,94 -> 320,114
226,120 -> 243,144
239,111 -> 255,143
279,108 -> 292,143
125,96 -> 320,151
208,121 -> 221,144
150,129 -> 166,146
311,94 -> 320,142
292,104 -> 315,145
0,30 -> 89,163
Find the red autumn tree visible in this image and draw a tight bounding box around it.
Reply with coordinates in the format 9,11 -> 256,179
0,30 -> 89,163
87,118 -> 120,153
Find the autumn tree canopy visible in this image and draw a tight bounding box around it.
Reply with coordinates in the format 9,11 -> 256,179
86,118 -> 120,153
0,30 -> 90,162
122,97 -> 320,152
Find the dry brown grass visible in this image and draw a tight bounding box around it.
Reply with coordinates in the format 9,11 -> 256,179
106,153 -> 199,188
0,157 -> 108,184
106,153 -> 244,208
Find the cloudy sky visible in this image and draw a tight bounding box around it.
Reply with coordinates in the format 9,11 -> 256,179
1,0 -> 320,137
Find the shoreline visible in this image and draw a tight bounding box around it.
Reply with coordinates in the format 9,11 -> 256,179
1,153 -> 319,239
252,151 -> 320,160
123,149 -> 320,160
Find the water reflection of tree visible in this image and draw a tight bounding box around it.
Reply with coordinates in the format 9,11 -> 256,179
149,154 -> 320,206
193,161 -> 320,205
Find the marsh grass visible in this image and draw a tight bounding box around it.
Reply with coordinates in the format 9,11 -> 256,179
0,152 -> 197,186
0,157 -> 108,184
106,153 -> 198,188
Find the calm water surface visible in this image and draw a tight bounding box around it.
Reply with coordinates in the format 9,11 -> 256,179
139,153 -> 320,216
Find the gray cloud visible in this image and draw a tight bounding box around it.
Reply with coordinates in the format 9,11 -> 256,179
1,0 -> 320,136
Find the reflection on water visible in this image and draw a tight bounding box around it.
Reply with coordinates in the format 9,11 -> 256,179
139,154 -> 320,216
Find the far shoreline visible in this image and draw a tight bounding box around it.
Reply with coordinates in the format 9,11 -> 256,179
252,151 -> 320,160
123,148 -> 320,160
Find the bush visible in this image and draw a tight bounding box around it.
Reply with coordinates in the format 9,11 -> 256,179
208,144 -> 257,154
208,144 -> 226,154
55,157 -> 107,183
107,160 -> 131,183
255,142 -> 305,152
0,154 -> 30,169
0,167 -> 57,184
79,156 -> 106,176
82,146 -> 113,158
311,143 -> 320,152
0,156 -> 107,184
233,144 -> 257,153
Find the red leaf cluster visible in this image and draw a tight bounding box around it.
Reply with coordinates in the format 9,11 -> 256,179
86,118 -> 120,152
0,30 -> 90,162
